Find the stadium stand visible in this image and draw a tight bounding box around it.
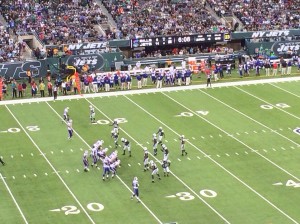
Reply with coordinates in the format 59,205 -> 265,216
206,0 -> 300,31
0,0 -> 109,45
101,0 -> 231,39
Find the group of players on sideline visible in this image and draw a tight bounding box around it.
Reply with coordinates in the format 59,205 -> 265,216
1,55 -> 300,101
62,105 -> 188,202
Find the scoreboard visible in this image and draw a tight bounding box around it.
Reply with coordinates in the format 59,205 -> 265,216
130,33 -> 231,48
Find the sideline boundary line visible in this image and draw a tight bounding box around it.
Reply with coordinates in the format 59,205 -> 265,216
1,76 -> 300,106
0,173 -> 28,224
5,105 -> 97,224
125,94 -> 299,224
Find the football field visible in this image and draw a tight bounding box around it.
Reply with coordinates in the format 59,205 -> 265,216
1,77 -> 300,224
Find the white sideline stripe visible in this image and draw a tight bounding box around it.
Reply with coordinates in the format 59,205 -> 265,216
121,97 -> 230,224
161,93 -> 299,223
1,76 -> 300,106
0,173 -> 29,224
199,89 -> 300,148
5,105 -> 96,224
45,102 -> 163,224
130,91 -> 297,223
84,98 -> 228,223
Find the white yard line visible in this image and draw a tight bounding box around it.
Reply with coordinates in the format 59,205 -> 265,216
269,83 -> 300,99
5,105 -> 96,224
198,89 -> 300,147
84,98 -> 230,224
45,102 -> 163,224
126,94 -> 299,224
0,173 -> 28,224
235,86 -> 300,121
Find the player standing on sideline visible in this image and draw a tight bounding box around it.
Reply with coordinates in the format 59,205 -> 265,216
143,147 -> 149,171
0,157 -> 5,165
179,135 -> 188,156
63,107 -> 69,123
121,138 -> 131,157
131,177 -> 140,202
149,160 -> 161,183
67,119 -> 73,140
111,130 -> 119,148
89,105 -> 96,123
152,133 -> 158,156
157,127 -> 165,146
83,150 -> 89,172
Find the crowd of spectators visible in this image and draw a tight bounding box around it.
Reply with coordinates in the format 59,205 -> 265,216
101,0 -> 231,39
0,22 -> 23,62
0,0 -> 109,45
207,0 -> 300,31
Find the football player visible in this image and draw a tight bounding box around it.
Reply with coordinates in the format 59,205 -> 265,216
91,146 -> 99,169
63,107 -> 69,122
131,177 -> 140,202
162,144 -> 169,162
110,159 -> 120,178
162,160 -> 171,177
157,127 -> 165,145
149,160 -> 161,183
67,119 -> 73,140
179,135 -> 188,156
121,138 -> 131,157
111,130 -> 119,149
110,119 -> 119,134
89,105 -> 96,123
152,133 -> 158,156
83,150 -> 89,172
143,147 -> 149,171
93,139 -> 104,150
102,157 -> 110,181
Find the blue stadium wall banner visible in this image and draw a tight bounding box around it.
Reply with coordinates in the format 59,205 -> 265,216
271,41 -> 300,55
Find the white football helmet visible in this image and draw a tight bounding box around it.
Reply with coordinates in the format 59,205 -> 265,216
134,177 -> 138,181
182,135 -> 185,138
121,138 -> 125,142
153,133 -> 156,137
89,105 -> 92,109
159,127 -> 162,130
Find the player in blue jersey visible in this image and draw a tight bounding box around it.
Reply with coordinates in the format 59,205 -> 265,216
149,160 -> 161,183
102,157 -> 110,181
131,177 -> 140,202
67,119 -> 73,139
121,138 -> 131,157
89,105 -> 96,123
83,150 -> 89,172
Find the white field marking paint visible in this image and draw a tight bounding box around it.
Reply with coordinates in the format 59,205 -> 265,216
219,134 -> 222,137
235,153 -> 239,156
197,156 -> 201,159
262,130 -> 266,133
5,106 -> 96,224
76,169 -> 80,173
146,142 -> 150,144
51,151 -> 53,154
273,148 -> 277,151
70,149 -> 73,152
138,163 -> 141,166
245,132 -> 249,134
281,147 -> 286,151
201,136 -> 205,139
173,139 -> 177,142
165,140 -> 168,143
291,146 -> 295,149
253,131 -> 257,134
198,88 -> 300,149
279,128 -> 283,131
21,154 -> 23,157
273,182 -> 283,186
45,102 -> 163,224
85,98 -> 229,224
187,157 -> 191,160
236,133 -> 240,136
128,164 -> 131,167
245,151 -> 248,154
165,91 -> 300,182
66,170 -> 69,174
34,174 -> 37,177
263,149 -> 268,153
226,153 -> 230,157
177,158 -> 181,162
217,155 -> 220,157
11,155 -> 13,159
192,137 -> 195,140
0,173 -> 29,224
159,93 -> 299,223
236,86 -> 300,123
45,173 -> 48,176
31,153 -> 33,156
210,135 -> 213,138
23,175 -> 26,178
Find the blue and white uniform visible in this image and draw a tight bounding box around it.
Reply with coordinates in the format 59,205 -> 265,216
89,105 -> 95,123
102,157 -> 110,180
131,177 -> 140,201
67,119 -> 73,139
63,107 -> 69,121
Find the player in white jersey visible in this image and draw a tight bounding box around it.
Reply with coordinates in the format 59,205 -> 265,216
149,160 -> 161,183
83,150 -> 89,172
161,144 -> 169,162
157,127 -> 165,145
111,130 -> 119,149
102,157 -> 110,181
152,133 -> 158,156
63,107 -> 69,122
131,177 -> 140,202
111,119 -> 119,134
143,147 -> 149,171
179,135 -> 188,156
89,105 -> 96,123
162,160 -> 171,177
91,146 -> 99,168
121,138 -> 131,157
110,159 -> 120,178
67,119 -> 73,139
93,139 -> 104,150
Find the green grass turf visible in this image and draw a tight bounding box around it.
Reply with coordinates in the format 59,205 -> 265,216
0,77 -> 300,223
